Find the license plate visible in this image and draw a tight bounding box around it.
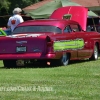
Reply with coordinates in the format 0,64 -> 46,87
16,47 -> 26,52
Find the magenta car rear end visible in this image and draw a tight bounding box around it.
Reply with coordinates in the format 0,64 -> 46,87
0,6 -> 100,68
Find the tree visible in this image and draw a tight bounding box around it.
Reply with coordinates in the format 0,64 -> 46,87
8,0 -> 43,14
0,0 -> 10,15
0,0 -> 42,15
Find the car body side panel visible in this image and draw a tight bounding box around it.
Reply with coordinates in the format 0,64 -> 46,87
75,31 -> 91,58
50,33 -> 78,59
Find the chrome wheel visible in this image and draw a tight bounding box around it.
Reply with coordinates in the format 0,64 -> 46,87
89,45 -> 98,60
94,45 -> 98,60
60,53 -> 70,66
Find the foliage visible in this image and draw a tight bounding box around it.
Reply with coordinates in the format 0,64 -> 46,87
0,0 -> 43,15
0,0 -> 10,15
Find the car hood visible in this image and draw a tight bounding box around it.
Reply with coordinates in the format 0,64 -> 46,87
50,6 -> 88,31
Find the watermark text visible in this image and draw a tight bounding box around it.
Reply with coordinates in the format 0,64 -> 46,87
0,86 -> 53,92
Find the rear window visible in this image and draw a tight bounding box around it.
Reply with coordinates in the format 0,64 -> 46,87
13,25 -> 62,34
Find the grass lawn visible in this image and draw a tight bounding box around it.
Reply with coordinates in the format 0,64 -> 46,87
0,58 -> 100,100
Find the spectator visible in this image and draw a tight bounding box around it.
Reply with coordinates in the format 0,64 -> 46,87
7,7 -> 24,32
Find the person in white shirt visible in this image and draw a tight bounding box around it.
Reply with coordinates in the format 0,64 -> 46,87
7,7 -> 24,32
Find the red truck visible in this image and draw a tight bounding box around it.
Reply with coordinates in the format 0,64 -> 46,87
0,6 -> 100,68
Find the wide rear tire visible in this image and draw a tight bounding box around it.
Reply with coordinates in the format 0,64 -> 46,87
3,60 -> 17,68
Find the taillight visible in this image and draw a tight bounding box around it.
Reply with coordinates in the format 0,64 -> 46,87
46,36 -> 53,52
47,42 -> 53,47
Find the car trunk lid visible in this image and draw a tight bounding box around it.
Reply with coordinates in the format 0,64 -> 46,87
50,6 -> 88,31
0,34 -> 48,54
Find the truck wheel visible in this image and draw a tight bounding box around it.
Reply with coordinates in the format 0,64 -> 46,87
89,45 -> 98,60
59,53 -> 70,66
3,60 -> 17,68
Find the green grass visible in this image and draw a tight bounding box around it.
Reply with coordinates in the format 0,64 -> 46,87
0,58 -> 100,100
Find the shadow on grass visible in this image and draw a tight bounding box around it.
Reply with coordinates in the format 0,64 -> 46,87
1,57 -> 100,69
69,59 -> 89,64
1,62 -> 56,69
69,58 -> 100,66
0,66 -> 5,69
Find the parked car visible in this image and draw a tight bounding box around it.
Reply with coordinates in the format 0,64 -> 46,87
0,6 -> 100,68
0,28 -> 7,36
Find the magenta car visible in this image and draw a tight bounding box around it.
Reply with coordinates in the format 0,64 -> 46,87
0,6 -> 100,68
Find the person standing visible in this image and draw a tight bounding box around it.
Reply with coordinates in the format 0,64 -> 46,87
7,7 -> 24,32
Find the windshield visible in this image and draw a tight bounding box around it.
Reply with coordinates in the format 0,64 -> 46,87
13,25 -> 62,34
